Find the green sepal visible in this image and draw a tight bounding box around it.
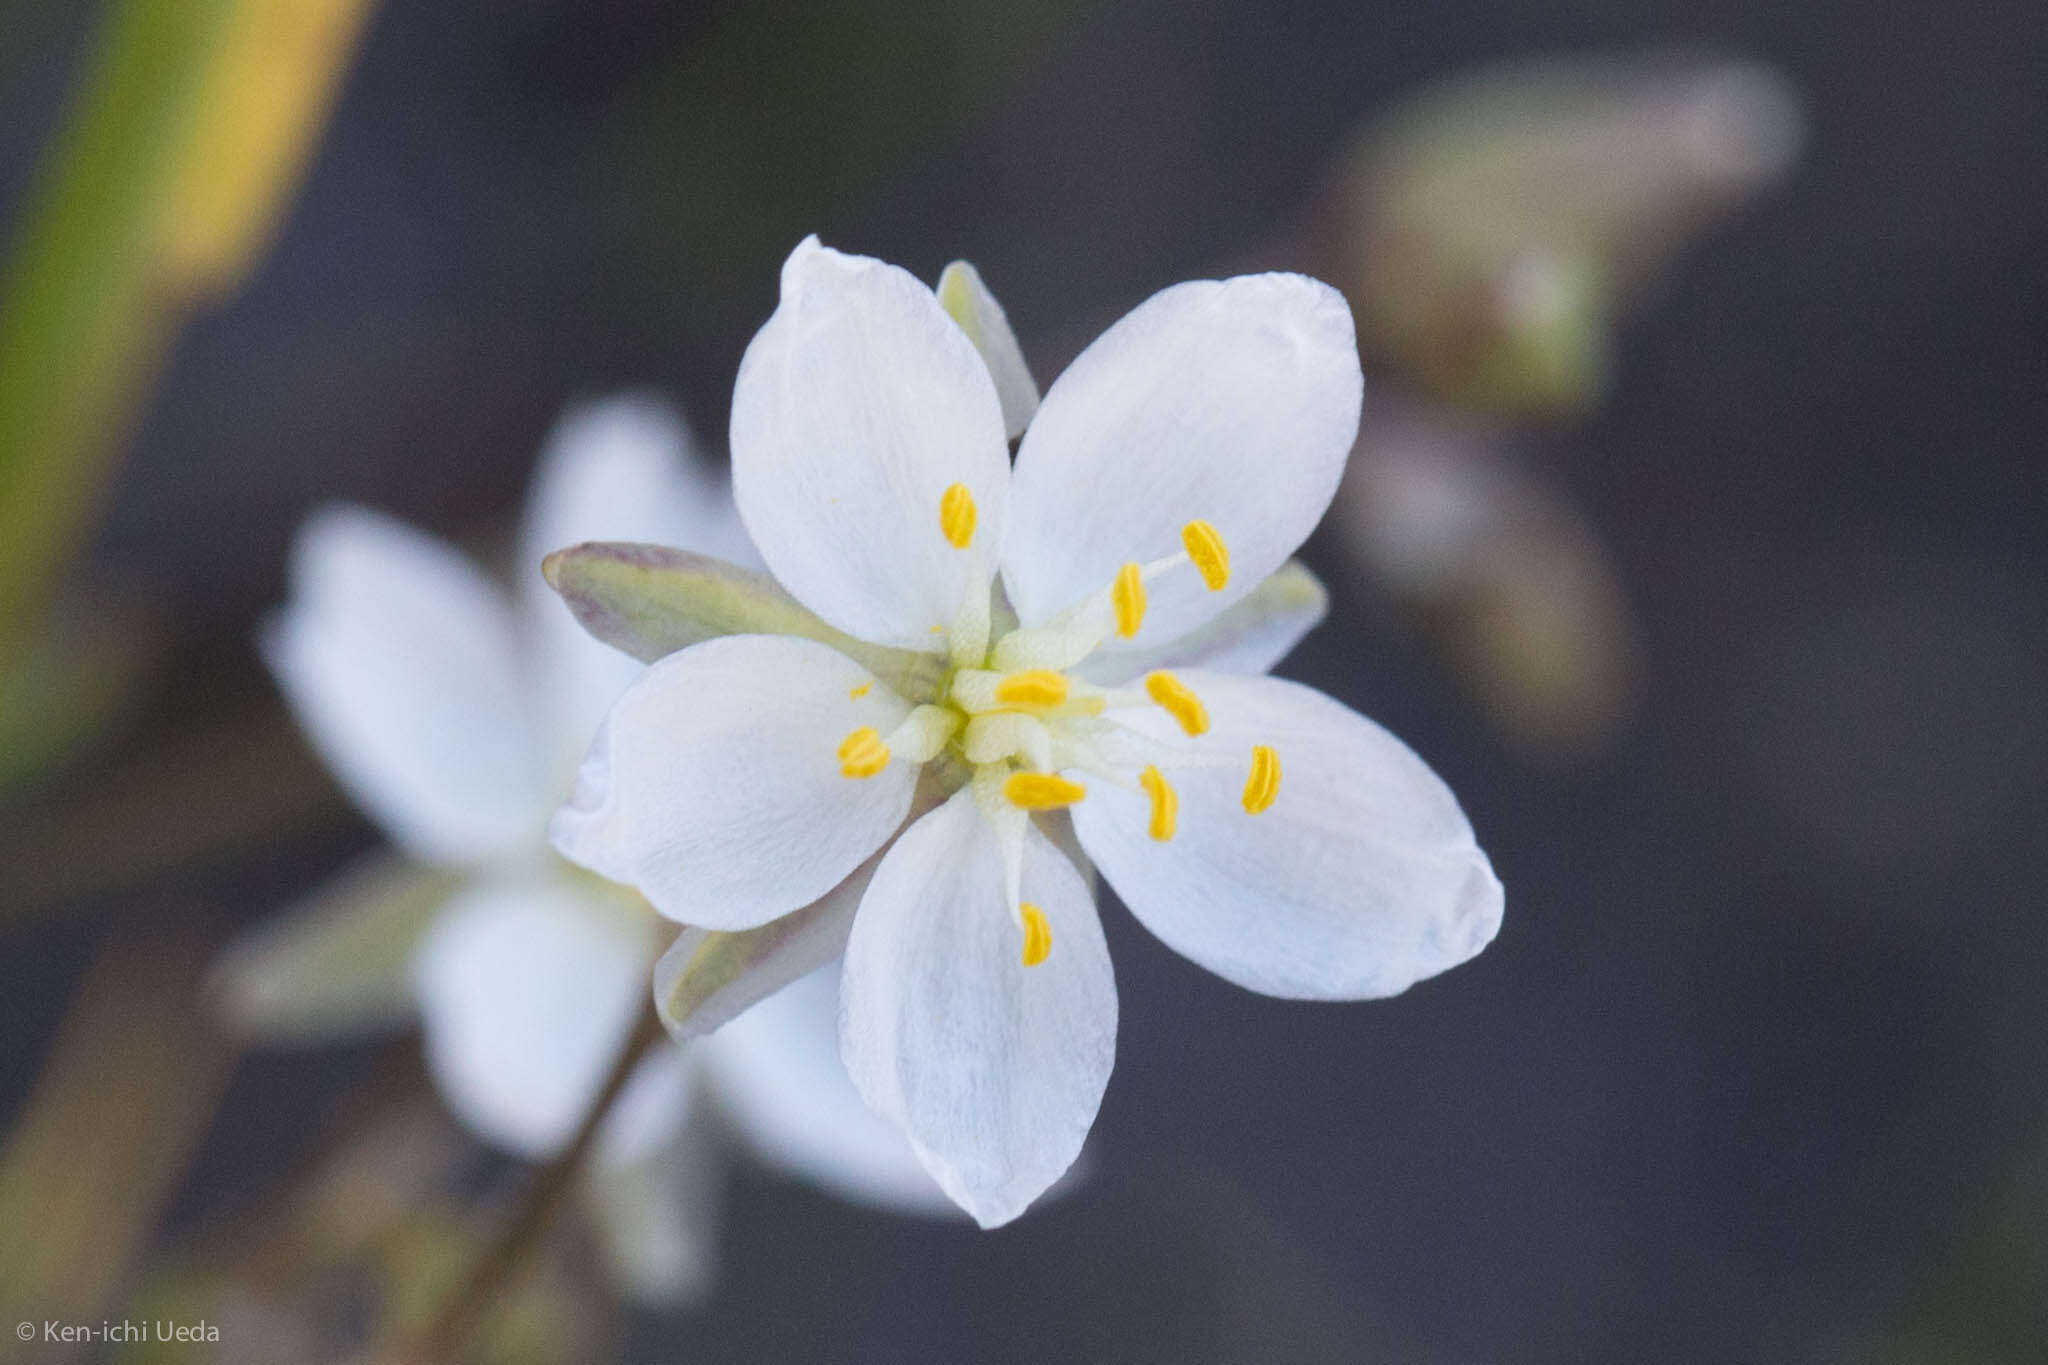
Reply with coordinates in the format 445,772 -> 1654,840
652,770 -> 951,1041
653,854 -> 870,1044
208,852 -> 463,1043
542,542 -> 939,696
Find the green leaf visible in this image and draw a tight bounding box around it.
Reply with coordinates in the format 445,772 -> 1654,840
542,542 -> 940,695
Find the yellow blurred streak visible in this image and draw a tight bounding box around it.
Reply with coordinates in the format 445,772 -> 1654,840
0,0 -> 374,750
155,0 -> 374,299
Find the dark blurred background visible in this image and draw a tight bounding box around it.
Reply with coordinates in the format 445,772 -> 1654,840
3,0 -> 2044,1361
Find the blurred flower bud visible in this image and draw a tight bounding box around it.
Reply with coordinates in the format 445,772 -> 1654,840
1333,394 -> 1634,759
1327,56 -> 1802,418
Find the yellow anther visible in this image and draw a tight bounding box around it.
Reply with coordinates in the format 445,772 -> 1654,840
940,482 -> 977,549
1143,671 -> 1209,736
1020,904 -> 1053,967
994,669 -> 1069,708
1002,771 -> 1086,810
1112,560 -> 1146,637
1139,765 -> 1178,841
1182,519 -> 1230,590
849,681 -> 872,699
838,727 -> 890,779
1242,744 -> 1281,813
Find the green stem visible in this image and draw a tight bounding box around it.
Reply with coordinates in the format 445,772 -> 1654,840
374,1011 -> 668,1365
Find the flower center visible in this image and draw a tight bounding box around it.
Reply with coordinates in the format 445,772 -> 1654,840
833,483 -> 1286,967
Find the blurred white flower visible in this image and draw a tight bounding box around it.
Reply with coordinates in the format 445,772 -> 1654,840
216,395 -> 952,1302
551,239 -> 1504,1228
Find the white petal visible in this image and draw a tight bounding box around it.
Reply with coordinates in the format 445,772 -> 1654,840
840,791 -> 1115,1228
264,506 -> 550,864
596,1042 -> 699,1164
1072,671 -> 1501,1000
550,634 -> 919,930
583,1053 -> 722,1306
412,871 -> 655,1158
516,394 -> 761,789
518,392 -> 760,594
937,260 -> 1040,440
731,237 -> 1011,650
651,770 -> 953,1039
701,963 -> 956,1215
1077,560 -> 1328,686
1003,274 -> 1362,648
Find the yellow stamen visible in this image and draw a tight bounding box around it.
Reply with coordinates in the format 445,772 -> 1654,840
1242,744 -> 1281,813
994,669 -> 1069,708
1143,671 -> 1209,736
1020,904 -> 1053,967
1139,764 -> 1178,841
838,727 -> 890,779
849,682 -> 872,699
1112,560 -> 1146,637
1182,519 -> 1230,590
1002,771 -> 1086,810
939,482 -> 977,549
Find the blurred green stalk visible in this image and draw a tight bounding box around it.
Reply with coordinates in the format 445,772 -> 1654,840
0,0 -> 372,763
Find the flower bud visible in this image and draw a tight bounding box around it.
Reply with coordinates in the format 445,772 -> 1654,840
1328,56 -> 1802,418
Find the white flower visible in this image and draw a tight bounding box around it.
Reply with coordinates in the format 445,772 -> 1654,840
550,239 -> 1505,1229
221,394 -> 952,1300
